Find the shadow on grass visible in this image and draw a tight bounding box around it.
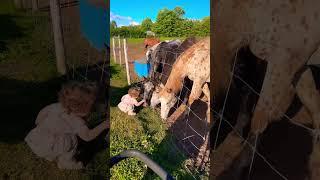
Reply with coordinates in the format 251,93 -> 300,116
0,14 -> 26,53
142,134 -> 193,180
0,60 -> 109,142
0,61 -> 110,178
109,85 -> 129,107
0,75 -> 65,143
137,114 -> 194,180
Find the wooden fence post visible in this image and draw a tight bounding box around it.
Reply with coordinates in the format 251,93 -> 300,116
50,0 -> 67,75
123,39 -> 131,85
14,0 -> 23,9
118,35 -> 122,65
112,37 -> 117,63
32,0 -> 38,12
21,0 -> 27,9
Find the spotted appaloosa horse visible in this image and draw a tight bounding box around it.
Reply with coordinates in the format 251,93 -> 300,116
152,37 -> 210,168
151,37 -> 210,120
212,0 -> 320,178
144,37 -> 197,106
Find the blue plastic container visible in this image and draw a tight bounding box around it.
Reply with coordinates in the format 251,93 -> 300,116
133,61 -> 150,78
79,0 -> 109,51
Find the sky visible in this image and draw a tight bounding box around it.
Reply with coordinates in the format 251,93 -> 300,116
110,0 -> 210,27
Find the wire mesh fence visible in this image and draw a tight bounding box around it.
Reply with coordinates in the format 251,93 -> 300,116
211,46 -> 318,179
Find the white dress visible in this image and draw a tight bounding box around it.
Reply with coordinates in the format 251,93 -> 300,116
117,94 -> 138,113
25,103 -> 86,163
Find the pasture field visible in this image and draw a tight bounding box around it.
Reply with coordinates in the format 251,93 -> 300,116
0,1 -> 108,179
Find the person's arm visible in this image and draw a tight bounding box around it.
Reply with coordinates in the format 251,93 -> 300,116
77,121 -> 108,142
134,99 -> 145,107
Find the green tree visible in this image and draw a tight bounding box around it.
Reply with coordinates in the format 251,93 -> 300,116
141,18 -> 153,32
174,6 -> 185,17
111,20 -> 117,28
110,20 -> 117,36
153,7 -> 185,37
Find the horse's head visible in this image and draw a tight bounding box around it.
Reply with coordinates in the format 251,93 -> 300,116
150,83 -> 162,108
142,80 -> 155,104
158,84 -> 177,119
146,48 -> 153,63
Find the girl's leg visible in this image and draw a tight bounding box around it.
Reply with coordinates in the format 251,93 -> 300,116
75,130 -> 108,166
127,106 -> 136,115
128,110 -> 136,116
57,149 -> 83,170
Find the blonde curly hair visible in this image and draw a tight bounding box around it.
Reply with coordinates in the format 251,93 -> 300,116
58,81 -> 98,115
128,87 -> 140,99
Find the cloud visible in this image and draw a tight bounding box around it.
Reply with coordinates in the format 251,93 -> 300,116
110,11 -> 140,26
110,12 -> 133,21
130,21 -> 140,26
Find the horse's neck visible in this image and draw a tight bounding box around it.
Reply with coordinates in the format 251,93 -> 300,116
166,67 -> 185,94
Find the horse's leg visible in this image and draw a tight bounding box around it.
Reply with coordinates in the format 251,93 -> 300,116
186,80 -> 204,114
296,68 -> 320,137
246,53 -> 295,176
295,68 -> 320,180
234,91 -> 251,136
202,83 -> 210,123
250,61 -> 293,134
195,83 -> 210,169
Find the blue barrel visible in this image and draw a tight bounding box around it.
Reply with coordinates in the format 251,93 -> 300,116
79,0 -> 109,51
133,60 -> 150,78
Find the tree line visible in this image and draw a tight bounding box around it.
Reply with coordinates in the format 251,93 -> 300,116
110,7 -> 210,38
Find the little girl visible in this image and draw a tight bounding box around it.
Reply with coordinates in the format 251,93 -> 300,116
118,87 -> 145,115
25,81 -> 108,169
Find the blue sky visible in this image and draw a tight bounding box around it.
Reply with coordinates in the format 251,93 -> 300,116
110,0 -> 210,27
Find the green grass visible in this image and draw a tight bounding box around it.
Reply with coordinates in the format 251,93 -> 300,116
0,1 -> 108,179
110,61 -> 200,180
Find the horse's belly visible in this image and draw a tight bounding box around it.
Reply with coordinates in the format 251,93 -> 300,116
249,0 -> 320,62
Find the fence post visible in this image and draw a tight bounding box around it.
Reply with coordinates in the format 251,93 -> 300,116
21,0 -> 27,9
123,39 -> 131,85
32,0 -> 38,12
112,37 -> 117,63
14,0 -> 23,9
50,0 -> 67,75
118,35 -> 122,65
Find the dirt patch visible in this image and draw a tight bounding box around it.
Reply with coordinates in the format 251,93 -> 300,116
168,100 -> 209,164
111,40 -> 146,82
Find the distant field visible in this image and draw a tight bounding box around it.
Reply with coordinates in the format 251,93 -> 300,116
125,37 -> 186,44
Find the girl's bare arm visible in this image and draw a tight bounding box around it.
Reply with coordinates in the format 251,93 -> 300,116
134,99 -> 145,106
77,121 -> 108,142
